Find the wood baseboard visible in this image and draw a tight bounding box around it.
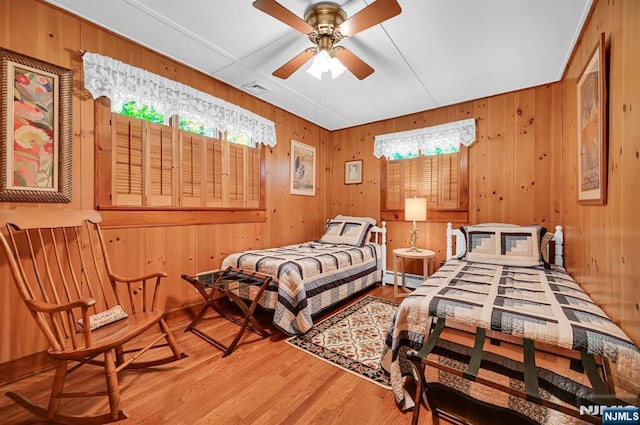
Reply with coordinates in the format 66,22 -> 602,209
165,304 -> 200,326
0,351 -> 56,386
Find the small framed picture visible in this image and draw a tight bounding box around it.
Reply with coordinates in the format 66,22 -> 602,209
345,160 -> 363,185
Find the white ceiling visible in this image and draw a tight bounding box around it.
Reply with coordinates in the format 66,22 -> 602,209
46,0 -> 592,131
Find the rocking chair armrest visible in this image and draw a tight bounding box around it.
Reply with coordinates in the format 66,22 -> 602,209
109,271 -> 168,284
25,298 -> 97,314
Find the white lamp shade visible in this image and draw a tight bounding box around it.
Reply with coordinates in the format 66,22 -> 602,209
404,198 -> 427,222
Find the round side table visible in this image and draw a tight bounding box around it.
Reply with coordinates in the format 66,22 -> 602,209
392,248 -> 436,298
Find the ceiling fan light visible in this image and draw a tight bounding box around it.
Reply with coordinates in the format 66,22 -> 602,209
306,49 -> 346,80
329,56 -> 346,79
306,49 -> 331,80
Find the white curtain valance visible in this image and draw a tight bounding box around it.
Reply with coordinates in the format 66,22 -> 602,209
373,118 -> 476,158
82,52 -> 277,147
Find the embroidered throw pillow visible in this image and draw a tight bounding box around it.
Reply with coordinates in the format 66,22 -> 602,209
77,305 -> 129,331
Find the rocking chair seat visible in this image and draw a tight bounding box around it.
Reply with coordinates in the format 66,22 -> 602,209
50,310 -> 165,360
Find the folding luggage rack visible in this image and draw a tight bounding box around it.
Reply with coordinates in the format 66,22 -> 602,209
181,267 -> 272,357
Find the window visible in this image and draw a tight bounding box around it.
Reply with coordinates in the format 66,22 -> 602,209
226,132 -> 254,147
120,101 -> 257,146
381,146 -> 468,223
179,116 -> 216,138
120,100 -> 165,124
95,99 -> 265,226
388,144 -> 458,160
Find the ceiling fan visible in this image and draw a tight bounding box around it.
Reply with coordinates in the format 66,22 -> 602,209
253,0 -> 402,80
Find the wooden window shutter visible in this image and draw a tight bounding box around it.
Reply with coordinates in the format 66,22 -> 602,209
402,158 -> 419,201
381,147 -> 468,223
180,131 -> 204,207
111,114 -> 143,206
438,152 -> 459,209
227,143 -> 245,207
245,146 -> 261,208
421,155 -> 438,203
99,108 -> 266,221
204,136 -> 223,207
385,160 -> 402,210
147,122 -> 173,206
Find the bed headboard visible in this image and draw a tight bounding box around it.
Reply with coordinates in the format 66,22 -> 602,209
446,223 -> 564,267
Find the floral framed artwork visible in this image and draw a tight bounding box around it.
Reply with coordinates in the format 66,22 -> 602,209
0,48 -> 72,203
577,32 -> 607,205
290,140 -> 316,196
345,159 -> 362,184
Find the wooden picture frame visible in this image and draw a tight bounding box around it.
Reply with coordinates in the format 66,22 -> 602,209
345,159 -> 363,184
577,33 -> 607,205
0,48 -> 72,203
290,140 -> 316,196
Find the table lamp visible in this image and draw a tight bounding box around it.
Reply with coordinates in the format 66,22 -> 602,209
405,197 -> 427,252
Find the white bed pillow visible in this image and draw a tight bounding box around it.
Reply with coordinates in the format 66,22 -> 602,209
461,224 -> 545,267
320,219 -> 373,246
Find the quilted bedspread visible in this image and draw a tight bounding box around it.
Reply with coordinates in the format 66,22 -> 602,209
380,259 -> 640,411
220,241 -> 382,335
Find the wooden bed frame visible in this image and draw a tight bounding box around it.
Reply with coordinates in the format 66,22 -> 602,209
408,223 -> 620,425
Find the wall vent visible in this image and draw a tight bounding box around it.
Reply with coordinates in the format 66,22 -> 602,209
242,82 -> 270,96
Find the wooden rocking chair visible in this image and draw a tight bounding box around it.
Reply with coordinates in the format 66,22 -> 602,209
0,208 -> 187,424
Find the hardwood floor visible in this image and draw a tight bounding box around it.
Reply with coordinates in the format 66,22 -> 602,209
0,285 -> 433,425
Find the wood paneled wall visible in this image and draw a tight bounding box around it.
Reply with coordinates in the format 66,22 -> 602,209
559,0 -> 640,346
330,0 -> 640,346
0,0 -> 329,363
1,0 -> 638,366
330,83 -> 562,274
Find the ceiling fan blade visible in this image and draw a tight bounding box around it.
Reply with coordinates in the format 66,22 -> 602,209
253,0 -> 315,34
272,48 -> 316,79
337,0 -> 401,38
334,47 -> 374,80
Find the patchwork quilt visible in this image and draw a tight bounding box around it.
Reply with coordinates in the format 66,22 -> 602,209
380,259 -> 640,413
219,241 -> 382,335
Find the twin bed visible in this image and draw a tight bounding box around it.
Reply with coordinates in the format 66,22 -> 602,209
380,223 -> 640,423
217,215 -> 386,335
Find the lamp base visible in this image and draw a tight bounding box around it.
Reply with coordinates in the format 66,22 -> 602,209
408,220 -> 421,252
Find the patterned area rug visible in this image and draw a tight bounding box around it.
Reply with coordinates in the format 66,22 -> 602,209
286,295 -> 399,389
